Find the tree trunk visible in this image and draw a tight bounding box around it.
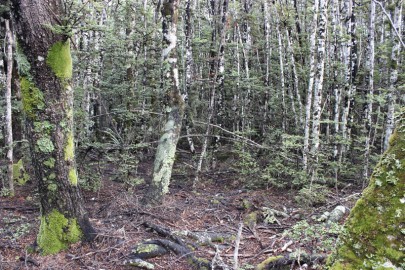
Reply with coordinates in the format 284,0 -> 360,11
363,0 -> 376,183
5,19 -> 14,196
310,0 -> 328,181
143,0 -> 184,205
328,108 -> 405,269
383,1 -> 402,151
10,0 -> 95,254
303,0 -> 319,171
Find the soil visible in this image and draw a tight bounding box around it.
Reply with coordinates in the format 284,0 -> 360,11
0,158 -> 361,270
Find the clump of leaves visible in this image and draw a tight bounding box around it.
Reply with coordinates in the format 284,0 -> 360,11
295,184 -> 330,207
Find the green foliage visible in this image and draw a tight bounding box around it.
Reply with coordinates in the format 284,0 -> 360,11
295,184 -> 330,207
0,214 -> 31,241
231,142 -> 259,187
284,220 -> 344,254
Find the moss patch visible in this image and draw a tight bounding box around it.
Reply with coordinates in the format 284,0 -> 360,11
329,108 -> 405,269
68,168 -> 78,186
37,209 -> 82,255
256,256 -> 284,270
64,132 -> 75,161
20,77 -> 45,118
46,41 -> 72,80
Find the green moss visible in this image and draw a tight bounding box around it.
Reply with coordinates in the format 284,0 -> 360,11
256,256 -> 284,270
329,109 -> 405,269
64,132 -> 74,161
20,77 -> 45,118
37,209 -> 82,255
48,173 -> 56,180
36,137 -> 54,153
13,159 -> 30,185
68,168 -> 78,186
244,211 -> 258,228
46,41 -> 72,80
133,243 -> 161,254
43,158 -> 56,168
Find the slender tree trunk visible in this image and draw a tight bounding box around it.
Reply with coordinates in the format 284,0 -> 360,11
10,0 -> 96,254
363,0 -> 376,183
184,0 -> 196,154
5,19 -> 14,196
383,1 -> 402,150
310,0 -> 328,182
303,0 -> 319,171
143,0 -> 184,204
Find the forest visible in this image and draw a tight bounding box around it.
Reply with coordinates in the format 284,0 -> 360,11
0,0 -> 404,269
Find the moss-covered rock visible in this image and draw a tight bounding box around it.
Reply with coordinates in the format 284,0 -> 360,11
37,209 -> 83,255
328,108 -> 405,269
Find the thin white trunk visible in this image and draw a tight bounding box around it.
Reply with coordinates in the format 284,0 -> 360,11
383,2 -> 402,150
303,0 -> 319,171
311,0 -> 328,161
363,0 -> 376,182
5,20 -> 14,196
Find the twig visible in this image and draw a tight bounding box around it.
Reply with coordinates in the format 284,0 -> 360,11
233,223 -> 243,270
281,240 -> 293,252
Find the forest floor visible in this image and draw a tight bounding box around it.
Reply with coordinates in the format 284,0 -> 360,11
0,158 -> 361,270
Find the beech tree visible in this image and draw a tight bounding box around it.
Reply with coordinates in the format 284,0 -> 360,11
143,0 -> 184,204
9,0 -> 95,254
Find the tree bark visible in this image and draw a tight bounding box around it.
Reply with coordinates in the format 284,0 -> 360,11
10,0 -> 95,254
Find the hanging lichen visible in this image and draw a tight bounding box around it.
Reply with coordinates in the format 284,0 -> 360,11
37,209 -> 82,255
328,109 -> 405,269
46,41 -> 72,80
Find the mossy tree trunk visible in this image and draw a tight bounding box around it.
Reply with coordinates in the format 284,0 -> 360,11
142,0 -> 184,205
10,0 -> 95,254
328,108 -> 405,269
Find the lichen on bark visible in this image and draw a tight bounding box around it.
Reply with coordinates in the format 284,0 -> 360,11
37,209 -> 83,255
328,108 -> 405,269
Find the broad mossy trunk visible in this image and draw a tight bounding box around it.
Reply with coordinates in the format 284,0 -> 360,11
10,0 -> 95,254
328,108 -> 405,269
